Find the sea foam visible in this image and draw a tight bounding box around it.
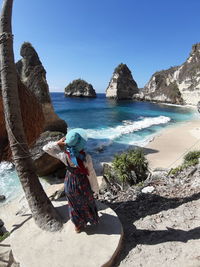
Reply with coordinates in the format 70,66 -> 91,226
87,115 -> 170,140
0,161 -> 21,203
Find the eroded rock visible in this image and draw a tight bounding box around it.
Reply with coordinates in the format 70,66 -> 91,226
135,43 -> 200,105
31,131 -> 65,176
65,79 -> 96,98
16,42 -> 67,133
106,63 -> 139,100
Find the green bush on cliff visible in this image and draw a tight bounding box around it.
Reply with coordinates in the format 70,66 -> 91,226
169,150 -> 200,175
112,149 -> 148,186
0,232 -> 10,242
183,150 -> 200,163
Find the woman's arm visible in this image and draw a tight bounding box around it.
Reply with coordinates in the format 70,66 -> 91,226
42,138 -> 67,165
85,154 -> 99,195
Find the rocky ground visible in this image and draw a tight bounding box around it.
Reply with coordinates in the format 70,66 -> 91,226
1,164 -> 200,267
99,165 -> 200,266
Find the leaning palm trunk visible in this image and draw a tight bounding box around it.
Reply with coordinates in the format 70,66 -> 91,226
0,0 -> 62,231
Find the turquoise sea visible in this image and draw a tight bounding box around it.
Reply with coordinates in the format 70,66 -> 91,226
0,93 -> 198,202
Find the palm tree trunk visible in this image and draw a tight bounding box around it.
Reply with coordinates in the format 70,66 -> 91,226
0,0 -> 62,231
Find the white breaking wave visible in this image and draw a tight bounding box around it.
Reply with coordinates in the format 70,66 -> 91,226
87,116 -> 170,141
0,161 -> 21,203
0,161 -> 14,173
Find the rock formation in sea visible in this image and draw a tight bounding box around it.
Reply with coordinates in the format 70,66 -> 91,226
106,63 -> 139,100
134,43 -> 200,105
16,42 -> 67,133
65,79 -> 96,97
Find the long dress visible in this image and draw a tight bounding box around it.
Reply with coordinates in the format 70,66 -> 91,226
64,156 -> 99,228
43,141 -> 99,228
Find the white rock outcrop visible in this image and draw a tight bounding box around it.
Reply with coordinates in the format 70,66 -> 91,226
136,43 -> 200,105
106,63 -> 139,100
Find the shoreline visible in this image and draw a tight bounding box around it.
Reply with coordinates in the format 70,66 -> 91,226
144,118 -> 200,170
1,115 -> 200,206
1,117 -> 200,204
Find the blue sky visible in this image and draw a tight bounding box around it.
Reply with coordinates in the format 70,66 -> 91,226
10,0 -> 200,93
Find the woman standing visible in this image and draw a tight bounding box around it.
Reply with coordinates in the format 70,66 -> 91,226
43,128 -> 99,233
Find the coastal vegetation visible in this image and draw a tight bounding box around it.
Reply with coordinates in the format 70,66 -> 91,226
103,149 -> 148,189
113,149 -> 148,186
169,150 -> 200,175
0,231 -> 10,242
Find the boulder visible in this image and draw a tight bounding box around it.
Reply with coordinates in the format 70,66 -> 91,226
16,42 -> 67,133
106,63 -> 139,99
31,131 -> 65,177
136,43 -> 200,105
65,79 -> 96,97
0,195 -> 6,201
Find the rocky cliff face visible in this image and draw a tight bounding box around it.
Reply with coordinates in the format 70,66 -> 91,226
135,43 -> 200,105
106,63 -> 139,100
0,77 -> 45,161
16,42 -> 67,133
65,79 -> 96,97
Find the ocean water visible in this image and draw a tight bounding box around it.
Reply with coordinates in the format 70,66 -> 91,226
0,93 -> 198,202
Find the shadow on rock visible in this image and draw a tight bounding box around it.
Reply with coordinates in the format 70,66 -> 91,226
55,204 -> 70,223
107,192 -> 200,266
84,212 -> 121,236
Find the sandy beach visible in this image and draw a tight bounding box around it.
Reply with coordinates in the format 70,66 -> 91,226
145,118 -> 200,170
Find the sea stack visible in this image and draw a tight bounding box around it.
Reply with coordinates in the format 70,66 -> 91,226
135,43 -> 200,105
65,79 -> 96,97
106,63 -> 139,100
16,42 -> 67,133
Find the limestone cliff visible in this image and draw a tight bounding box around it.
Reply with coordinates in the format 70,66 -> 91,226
0,77 -> 45,161
16,42 -> 67,133
135,43 -> 200,105
106,63 -> 139,100
65,79 -> 96,97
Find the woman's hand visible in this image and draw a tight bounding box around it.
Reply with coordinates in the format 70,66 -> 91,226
57,137 -> 66,149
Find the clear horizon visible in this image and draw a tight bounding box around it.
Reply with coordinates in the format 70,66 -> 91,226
10,0 -> 200,93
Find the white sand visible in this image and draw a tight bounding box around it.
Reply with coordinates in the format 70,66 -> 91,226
145,119 -> 200,170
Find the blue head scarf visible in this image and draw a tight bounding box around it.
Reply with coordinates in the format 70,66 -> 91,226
65,128 -> 87,166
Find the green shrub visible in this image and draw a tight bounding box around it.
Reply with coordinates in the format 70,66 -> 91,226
169,166 -> 183,176
169,150 -> 200,176
0,232 -> 10,242
183,150 -> 200,164
112,149 -> 148,186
